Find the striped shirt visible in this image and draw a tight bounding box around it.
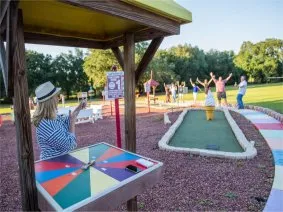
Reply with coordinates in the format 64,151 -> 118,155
36,115 -> 77,160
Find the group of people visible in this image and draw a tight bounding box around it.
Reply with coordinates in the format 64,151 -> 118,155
164,82 -> 186,103
164,72 -> 247,109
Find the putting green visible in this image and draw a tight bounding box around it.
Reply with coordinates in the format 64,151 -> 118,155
169,111 -> 244,152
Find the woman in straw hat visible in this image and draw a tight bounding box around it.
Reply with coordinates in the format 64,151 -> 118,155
32,81 -> 86,160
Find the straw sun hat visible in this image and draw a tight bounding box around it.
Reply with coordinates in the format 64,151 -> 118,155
35,81 -> 61,103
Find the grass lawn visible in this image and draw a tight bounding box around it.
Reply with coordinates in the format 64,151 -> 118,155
145,82 -> 283,114
0,83 -> 282,114
169,111 -> 243,152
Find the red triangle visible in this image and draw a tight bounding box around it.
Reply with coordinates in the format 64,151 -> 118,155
96,148 -> 123,162
35,161 -> 82,172
41,169 -> 83,196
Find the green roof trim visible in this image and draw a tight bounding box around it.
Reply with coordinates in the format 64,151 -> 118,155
123,0 -> 192,23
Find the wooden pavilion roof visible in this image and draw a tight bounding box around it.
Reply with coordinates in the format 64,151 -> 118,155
16,0 -> 192,49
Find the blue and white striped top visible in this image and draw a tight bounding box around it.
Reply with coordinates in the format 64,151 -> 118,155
36,115 -> 77,160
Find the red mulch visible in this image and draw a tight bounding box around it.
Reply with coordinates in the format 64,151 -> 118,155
0,108 -> 274,211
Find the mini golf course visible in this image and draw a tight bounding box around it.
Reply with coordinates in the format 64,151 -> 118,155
169,111 -> 244,152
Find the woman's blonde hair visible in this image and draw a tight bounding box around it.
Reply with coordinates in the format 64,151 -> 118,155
32,95 -> 58,127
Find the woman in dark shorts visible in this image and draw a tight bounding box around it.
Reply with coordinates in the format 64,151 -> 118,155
197,77 -> 213,95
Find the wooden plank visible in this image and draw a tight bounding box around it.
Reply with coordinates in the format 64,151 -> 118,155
124,32 -> 137,211
0,0 -> 10,25
24,32 -> 104,49
111,47 -> 124,70
3,28 -> 167,50
0,38 -> 8,94
104,28 -> 168,49
60,0 -> 180,35
6,3 -> 14,97
12,8 -> 39,210
135,37 -> 164,83
0,14 -> 6,35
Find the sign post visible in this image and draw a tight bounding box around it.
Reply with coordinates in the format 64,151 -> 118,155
106,71 -> 124,148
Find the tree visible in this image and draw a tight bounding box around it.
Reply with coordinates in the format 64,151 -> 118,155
83,41 -> 149,92
138,49 -> 178,92
52,49 -> 88,98
167,44 -> 208,83
26,50 -> 53,96
206,50 -> 242,84
234,39 -> 283,83
83,49 -> 119,90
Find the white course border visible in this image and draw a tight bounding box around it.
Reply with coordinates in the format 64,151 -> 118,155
158,108 -> 257,159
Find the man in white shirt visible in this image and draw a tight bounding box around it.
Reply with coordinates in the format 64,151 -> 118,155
237,76 -> 247,109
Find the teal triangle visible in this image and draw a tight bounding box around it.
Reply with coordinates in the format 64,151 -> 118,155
53,169 -> 91,209
89,143 -> 110,161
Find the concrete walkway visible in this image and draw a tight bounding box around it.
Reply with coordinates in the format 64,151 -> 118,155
238,109 -> 283,212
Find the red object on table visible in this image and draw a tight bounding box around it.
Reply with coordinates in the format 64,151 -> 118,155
115,99 -> 122,148
0,115 -> 2,127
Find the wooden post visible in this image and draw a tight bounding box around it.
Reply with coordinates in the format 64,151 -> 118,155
124,32 -> 137,211
12,9 -> 39,210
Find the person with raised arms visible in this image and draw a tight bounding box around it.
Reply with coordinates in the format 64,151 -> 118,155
210,72 -> 233,107
197,77 -> 213,95
189,78 -> 202,104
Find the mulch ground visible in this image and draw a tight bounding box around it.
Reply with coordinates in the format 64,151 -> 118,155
0,108 -> 274,211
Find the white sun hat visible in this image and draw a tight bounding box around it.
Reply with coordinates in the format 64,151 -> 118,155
35,81 -> 61,103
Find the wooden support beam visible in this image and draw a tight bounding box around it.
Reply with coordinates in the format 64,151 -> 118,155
24,32 -> 105,49
135,37 -> 164,83
111,47 -> 124,70
6,3 -> 14,97
0,38 -> 8,94
104,28 -> 168,49
0,0 -> 10,25
12,9 -> 39,210
60,0 -> 180,35
124,32 -> 137,211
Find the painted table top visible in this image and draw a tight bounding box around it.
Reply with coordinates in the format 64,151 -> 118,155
35,142 -> 162,211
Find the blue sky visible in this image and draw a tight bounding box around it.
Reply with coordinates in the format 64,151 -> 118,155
25,0 -> 283,56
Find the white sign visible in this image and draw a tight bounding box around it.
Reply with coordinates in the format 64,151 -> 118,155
144,82 -> 150,93
81,92 -> 88,98
77,92 -> 88,99
106,71 -> 124,100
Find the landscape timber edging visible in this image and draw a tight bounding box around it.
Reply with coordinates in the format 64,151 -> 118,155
158,108 -> 257,159
245,105 -> 283,123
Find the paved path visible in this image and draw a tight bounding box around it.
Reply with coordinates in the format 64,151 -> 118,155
238,109 -> 283,212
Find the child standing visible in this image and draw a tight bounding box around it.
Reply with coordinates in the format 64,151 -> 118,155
178,82 -> 185,103
171,83 -> 177,103
190,78 -> 202,104
164,83 -> 171,103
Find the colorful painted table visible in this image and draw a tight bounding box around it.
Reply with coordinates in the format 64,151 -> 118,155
35,142 -> 163,211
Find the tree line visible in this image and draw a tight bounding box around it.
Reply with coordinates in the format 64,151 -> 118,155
0,38 -> 282,101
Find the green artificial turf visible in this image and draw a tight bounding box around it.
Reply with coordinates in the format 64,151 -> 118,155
169,111 -> 244,152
